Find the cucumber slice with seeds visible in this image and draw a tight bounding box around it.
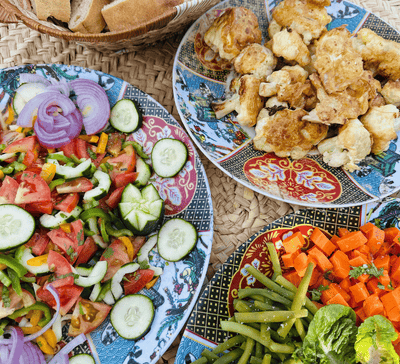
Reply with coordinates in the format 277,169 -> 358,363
69,354 -> 95,364
13,82 -> 47,115
151,138 -> 188,178
110,99 -> 142,133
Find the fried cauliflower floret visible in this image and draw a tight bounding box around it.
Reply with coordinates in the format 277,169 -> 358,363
268,19 -> 282,39
204,7 -> 262,62
272,0 -> 331,45
233,44 -> 277,79
304,72 -> 379,125
353,28 -> 400,81
317,119 -> 372,172
272,28 -> 311,67
314,25 -> 364,94
253,107 -> 328,159
381,80 -> 400,106
211,75 -> 264,127
360,104 -> 400,154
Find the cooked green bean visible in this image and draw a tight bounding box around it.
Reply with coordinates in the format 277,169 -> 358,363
214,348 -> 244,364
202,349 -> 219,362
235,309 -> 308,323
266,243 -> 282,279
295,317 -> 306,340
260,323 -> 269,342
238,337 -> 255,364
191,356 -> 208,364
250,357 -> 263,364
220,321 -> 271,348
254,301 -> 285,312
234,299 -> 256,312
255,342 -> 263,359
213,335 -> 246,354
238,288 -> 292,306
249,294 -> 266,303
262,354 -> 272,364
269,340 -> 295,354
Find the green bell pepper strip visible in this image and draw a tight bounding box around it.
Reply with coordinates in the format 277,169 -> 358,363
1,164 -> 14,174
0,270 -> 11,287
49,178 -> 65,191
108,211 -> 126,230
8,302 -> 52,327
99,218 -> 109,244
80,208 -> 111,222
105,223 -> 133,238
83,228 -> 95,236
70,154 -> 82,164
7,268 -> 22,296
9,161 -> 26,172
122,141 -> 149,159
0,319 -> 9,336
17,152 -> 26,163
47,153 -> 73,164
0,255 -> 27,277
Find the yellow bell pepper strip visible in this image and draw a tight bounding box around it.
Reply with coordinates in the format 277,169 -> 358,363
5,104 -> 14,125
47,148 -> 56,154
0,170 -> 4,180
0,255 -> 27,277
60,223 -> 71,233
119,237 -> 134,261
21,326 -> 41,335
145,276 -> 159,290
15,126 -> 23,133
79,135 -> 99,143
43,328 -> 58,349
96,132 -> 108,154
40,163 -> 57,183
36,335 -> 55,355
8,302 -> 52,327
27,254 -> 49,267
30,309 -> 43,327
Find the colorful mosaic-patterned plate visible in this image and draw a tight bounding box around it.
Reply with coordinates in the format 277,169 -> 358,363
172,0 -> 400,208
0,64 -> 214,364
176,197 -> 400,362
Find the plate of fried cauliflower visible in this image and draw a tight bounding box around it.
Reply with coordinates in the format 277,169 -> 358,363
173,0 -> 400,207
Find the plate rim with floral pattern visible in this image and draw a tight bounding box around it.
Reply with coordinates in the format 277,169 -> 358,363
175,197 -> 400,363
172,0 -> 400,209
0,63 -> 214,364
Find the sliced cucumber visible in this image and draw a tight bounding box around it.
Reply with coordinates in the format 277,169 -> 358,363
83,170 -> 111,202
69,354 -> 95,364
96,280 -> 111,303
157,218 -> 197,262
151,138 -> 188,178
0,205 -> 35,251
0,153 -> 17,162
110,294 -> 154,340
15,246 -> 49,275
111,262 -> 139,300
48,158 -> 93,179
89,283 -> 102,302
40,206 -> 82,229
13,82 -> 47,115
75,261 -> 108,288
75,264 -> 93,277
103,290 -> 115,305
119,184 -> 164,236
110,99 -> 142,133
134,157 -> 151,187
138,235 -> 157,264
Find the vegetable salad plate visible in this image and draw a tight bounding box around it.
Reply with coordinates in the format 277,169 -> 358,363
0,64 -> 214,364
175,197 -> 400,362
172,0 -> 400,208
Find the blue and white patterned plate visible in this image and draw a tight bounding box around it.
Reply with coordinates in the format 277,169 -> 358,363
0,64 -> 214,364
172,0 -> 400,208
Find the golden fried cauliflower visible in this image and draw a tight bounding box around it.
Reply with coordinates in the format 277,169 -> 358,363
272,28 -> 311,67
314,25 -> 364,94
381,80 -> 400,106
268,19 -> 282,39
317,119 -> 372,172
233,43 -> 277,79
212,75 -> 264,127
253,105 -> 328,159
360,105 -> 400,154
353,28 -> 400,81
204,7 -> 262,62
272,0 -> 331,45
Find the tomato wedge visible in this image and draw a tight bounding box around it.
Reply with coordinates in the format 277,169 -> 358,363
123,269 -> 155,295
47,250 -> 74,281
74,237 -> 98,266
25,229 -> 50,256
56,177 -> 93,194
105,187 -> 124,209
100,239 -> 130,282
0,176 -> 19,204
14,171 -> 51,204
53,193 -> 79,213
114,172 -> 138,188
3,136 -> 39,154
59,139 -> 77,158
68,298 -> 111,336
107,132 -> 125,156
74,138 -> 91,160
37,285 -> 83,316
25,200 -> 53,215
107,151 -> 136,181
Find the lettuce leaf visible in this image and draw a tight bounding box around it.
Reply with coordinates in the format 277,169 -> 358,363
293,304 -> 358,364
355,315 -> 399,364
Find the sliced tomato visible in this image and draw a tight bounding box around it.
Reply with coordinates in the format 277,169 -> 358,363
67,220 -> 85,256
3,136 -> 38,154
59,139 -> 77,158
87,144 -> 106,168
130,236 -> 146,260
56,177 -> 93,193
114,172 -> 138,188
25,229 -> 50,256
37,284 -> 83,316
123,269 -> 155,295
74,237 -> 98,266
105,187 -> 124,209
47,250 -> 74,278
47,230 -> 78,264
0,176 -> 19,204
74,138 -> 91,160
25,200 -> 53,215
22,146 -> 40,167
53,193 -> 79,213
68,298 -> 111,336
14,171 -> 51,204
107,151 -> 136,181
107,133 -> 125,156
100,239 -> 130,282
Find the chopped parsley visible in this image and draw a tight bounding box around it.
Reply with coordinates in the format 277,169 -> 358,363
103,247 -> 114,259
66,246 -> 78,261
309,285 -> 329,301
104,162 -> 113,171
77,229 -> 85,246
349,263 -> 384,279
87,148 -> 97,160
139,260 -> 150,270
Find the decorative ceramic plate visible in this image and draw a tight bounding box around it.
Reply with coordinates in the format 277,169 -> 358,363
172,0 -> 400,208
0,64 -> 214,364
175,196 -> 400,363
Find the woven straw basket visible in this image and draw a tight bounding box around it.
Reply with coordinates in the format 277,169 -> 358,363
0,0 -> 220,53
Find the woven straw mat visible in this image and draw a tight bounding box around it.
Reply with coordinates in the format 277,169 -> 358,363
1,0 -> 400,362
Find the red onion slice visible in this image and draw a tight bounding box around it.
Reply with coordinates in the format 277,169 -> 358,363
19,74 -> 51,87
0,327 -> 24,364
70,79 -> 110,135
48,334 -> 87,364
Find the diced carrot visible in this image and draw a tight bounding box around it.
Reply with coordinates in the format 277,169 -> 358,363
293,252 -> 311,277
390,244 -> 400,256
349,282 -> 370,303
310,228 -> 336,256
374,255 -> 390,271
327,293 -> 349,306
391,257 -> 400,284
308,247 -> 333,272
381,288 -> 400,313
309,268 -> 321,288
283,271 -> 302,287
340,277 -> 351,293
360,222 -> 375,235
282,231 -> 305,254
355,307 -> 367,324
330,235 -> 340,246
336,231 -> 367,253
387,306 -> 400,322
281,250 -> 300,268
363,293 -> 384,317
330,250 -> 350,279
336,284 -> 350,302
385,227 -> 400,245
357,244 -> 371,259
367,277 -> 384,295
357,274 -> 370,284
321,284 -> 341,305
349,295 -> 362,309
375,242 -> 393,258
312,301 -> 324,310
338,228 -> 351,237
378,270 -> 391,291
349,255 -> 369,267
